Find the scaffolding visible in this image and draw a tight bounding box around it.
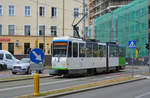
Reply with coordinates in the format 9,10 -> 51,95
89,0 -> 149,58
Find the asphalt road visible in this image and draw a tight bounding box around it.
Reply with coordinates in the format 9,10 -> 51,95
0,72 -> 131,98
58,78 -> 150,98
0,69 -> 50,79
0,65 -> 148,79
0,65 -> 149,98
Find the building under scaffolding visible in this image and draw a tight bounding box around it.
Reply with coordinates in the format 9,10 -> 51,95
89,0 -> 133,24
89,0 -> 149,58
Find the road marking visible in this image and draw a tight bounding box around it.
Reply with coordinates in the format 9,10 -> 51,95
135,92 -> 150,98
0,78 -> 85,92
0,74 -> 126,92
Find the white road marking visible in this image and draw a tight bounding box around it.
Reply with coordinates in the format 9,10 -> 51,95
135,92 -> 150,98
0,74 -> 124,92
0,78 -> 85,92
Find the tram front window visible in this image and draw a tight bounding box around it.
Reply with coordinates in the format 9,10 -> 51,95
53,42 -> 67,57
53,49 -> 66,57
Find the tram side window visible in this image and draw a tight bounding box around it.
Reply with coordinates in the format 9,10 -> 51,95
86,43 -> 92,57
79,43 -> 85,57
119,47 -> 126,57
73,43 -> 78,57
68,42 -> 72,57
99,45 -> 106,57
93,44 -> 98,57
109,46 -> 118,57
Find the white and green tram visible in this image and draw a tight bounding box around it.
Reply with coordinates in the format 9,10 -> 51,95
50,36 -> 126,76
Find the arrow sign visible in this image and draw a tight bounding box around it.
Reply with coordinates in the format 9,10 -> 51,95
32,51 -> 42,61
29,48 -> 44,64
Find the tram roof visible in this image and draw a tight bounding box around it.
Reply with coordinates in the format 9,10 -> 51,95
53,36 -> 83,42
53,37 -> 126,46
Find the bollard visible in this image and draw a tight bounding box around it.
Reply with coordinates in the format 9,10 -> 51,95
33,73 -> 40,96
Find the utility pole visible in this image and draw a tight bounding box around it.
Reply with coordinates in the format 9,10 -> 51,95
111,11 -> 113,42
63,0 -> 65,36
108,8 -> 113,42
36,0 -> 39,48
82,0 -> 86,39
115,19 -> 118,44
148,42 -> 150,73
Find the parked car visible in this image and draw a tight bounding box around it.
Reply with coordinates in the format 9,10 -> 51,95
0,50 -> 19,69
12,58 -> 31,74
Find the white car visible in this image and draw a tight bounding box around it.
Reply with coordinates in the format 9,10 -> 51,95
12,58 -> 31,74
0,50 -> 19,69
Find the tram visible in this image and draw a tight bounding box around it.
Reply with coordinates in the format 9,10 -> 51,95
50,36 -> 126,76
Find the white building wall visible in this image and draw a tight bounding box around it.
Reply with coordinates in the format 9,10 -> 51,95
0,0 -> 87,37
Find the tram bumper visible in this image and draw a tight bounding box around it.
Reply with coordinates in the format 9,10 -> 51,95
49,69 -> 68,76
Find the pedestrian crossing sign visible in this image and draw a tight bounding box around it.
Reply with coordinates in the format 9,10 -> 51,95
128,41 -> 136,48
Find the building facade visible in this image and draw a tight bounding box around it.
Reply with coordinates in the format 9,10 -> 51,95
89,0 -> 149,58
89,0 -> 133,24
0,0 -> 88,55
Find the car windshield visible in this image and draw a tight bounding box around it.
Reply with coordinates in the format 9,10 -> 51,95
17,58 -> 30,64
0,54 -> 4,60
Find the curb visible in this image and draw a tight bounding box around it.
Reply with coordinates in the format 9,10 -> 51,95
43,77 -> 146,98
0,75 -> 52,83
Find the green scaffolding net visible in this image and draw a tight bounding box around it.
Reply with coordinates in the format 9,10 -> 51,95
91,0 -> 149,58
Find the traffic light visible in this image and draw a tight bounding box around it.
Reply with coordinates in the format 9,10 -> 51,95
145,43 -> 149,50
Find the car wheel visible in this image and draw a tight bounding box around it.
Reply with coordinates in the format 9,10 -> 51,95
39,70 -> 43,74
27,67 -> 31,74
0,64 -> 2,70
3,64 -> 7,70
12,72 -> 17,74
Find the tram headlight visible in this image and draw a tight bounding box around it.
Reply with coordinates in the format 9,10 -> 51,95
66,63 -> 69,66
53,64 -> 56,66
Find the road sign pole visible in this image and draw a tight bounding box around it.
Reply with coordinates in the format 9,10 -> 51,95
148,42 -> 150,73
33,73 -> 39,96
128,41 -> 136,77
131,49 -> 134,77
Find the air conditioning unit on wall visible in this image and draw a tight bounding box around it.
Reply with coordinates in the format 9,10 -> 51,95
16,41 -> 20,47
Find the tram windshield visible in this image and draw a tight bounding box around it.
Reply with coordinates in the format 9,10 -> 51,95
53,42 -> 67,57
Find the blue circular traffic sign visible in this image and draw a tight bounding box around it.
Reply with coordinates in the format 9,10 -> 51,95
29,48 -> 44,64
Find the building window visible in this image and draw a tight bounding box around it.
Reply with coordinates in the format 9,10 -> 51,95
0,5 -> 2,16
39,25 -> 45,36
8,25 -> 15,35
39,6 -> 45,16
0,24 -> 2,35
85,8 -> 88,18
9,5 -> 15,16
51,7 -> 57,17
51,26 -> 57,36
73,8 -> 79,18
25,6 -> 31,16
24,25 -> 31,35
0,43 -> 2,50
8,43 -> 14,54
24,43 -> 30,54
39,43 -> 44,50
